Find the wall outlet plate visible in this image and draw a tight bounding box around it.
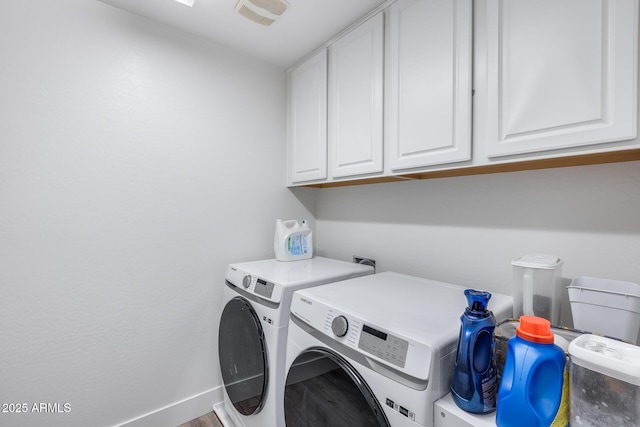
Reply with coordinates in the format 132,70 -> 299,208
353,256 -> 376,272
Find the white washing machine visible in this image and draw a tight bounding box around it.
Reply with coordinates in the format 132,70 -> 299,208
215,257 -> 374,427
284,272 -> 513,427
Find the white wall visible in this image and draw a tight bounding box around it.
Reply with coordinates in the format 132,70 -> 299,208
0,1 -> 313,426
315,160 -> 640,328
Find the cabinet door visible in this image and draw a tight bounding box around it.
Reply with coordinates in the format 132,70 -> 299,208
328,13 -> 384,178
288,49 -> 328,184
484,0 -> 638,158
386,0 -> 473,171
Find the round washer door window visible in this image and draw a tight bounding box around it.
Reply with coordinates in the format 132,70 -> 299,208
284,347 -> 390,427
218,296 -> 268,416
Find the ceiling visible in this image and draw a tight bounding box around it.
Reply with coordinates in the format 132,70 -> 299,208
99,0 -> 388,69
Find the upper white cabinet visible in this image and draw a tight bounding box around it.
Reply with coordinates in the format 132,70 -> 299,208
287,0 -> 639,187
329,13 -> 384,178
386,0 -> 473,171
287,49 -> 328,184
482,0 -> 639,158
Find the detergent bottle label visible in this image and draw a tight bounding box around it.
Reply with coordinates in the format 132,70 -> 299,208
274,219 -> 313,261
481,367 -> 497,410
287,233 -> 309,256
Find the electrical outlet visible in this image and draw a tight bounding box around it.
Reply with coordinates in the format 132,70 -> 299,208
353,256 -> 376,272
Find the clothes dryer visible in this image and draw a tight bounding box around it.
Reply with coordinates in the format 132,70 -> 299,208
284,272 -> 512,427
215,257 -> 373,427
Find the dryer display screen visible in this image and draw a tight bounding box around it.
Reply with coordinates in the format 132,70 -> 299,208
358,324 -> 409,368
362,324 -> 387,340
254,278 -> 274,298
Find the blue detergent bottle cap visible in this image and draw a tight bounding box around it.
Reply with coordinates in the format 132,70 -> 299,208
464,289 -> 491,317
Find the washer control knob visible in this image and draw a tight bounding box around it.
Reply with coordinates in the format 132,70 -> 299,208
331,315 -> 349,337
242,275 -> 252,289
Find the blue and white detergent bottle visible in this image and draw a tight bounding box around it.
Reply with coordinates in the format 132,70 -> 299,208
450,289 -> 498,414
274,219 -> 313,261
496,315 -> 566,427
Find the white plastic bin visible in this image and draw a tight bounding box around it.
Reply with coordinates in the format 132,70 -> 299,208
568,277 -> 640,344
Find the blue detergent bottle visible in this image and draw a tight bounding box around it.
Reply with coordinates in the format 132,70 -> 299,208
450,289 -> 498,414
496,316 -> 566,427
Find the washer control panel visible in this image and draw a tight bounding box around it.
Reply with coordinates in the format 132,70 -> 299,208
226,266 -> 280,303
253,277 -> 275,298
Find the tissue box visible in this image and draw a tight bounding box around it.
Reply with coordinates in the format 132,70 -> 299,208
568,334 -> 640,427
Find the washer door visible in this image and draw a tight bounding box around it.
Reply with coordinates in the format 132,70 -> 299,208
218,296 -> 268,416
284,347 -> 390,427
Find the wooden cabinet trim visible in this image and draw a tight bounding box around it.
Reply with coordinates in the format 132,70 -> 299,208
299,149 -> 640,188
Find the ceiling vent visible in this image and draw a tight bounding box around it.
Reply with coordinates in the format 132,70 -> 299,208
235,0 -> 289,26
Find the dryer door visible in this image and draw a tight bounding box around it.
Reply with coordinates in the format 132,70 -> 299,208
284,347 -> 391,427
218,296 -> 268,416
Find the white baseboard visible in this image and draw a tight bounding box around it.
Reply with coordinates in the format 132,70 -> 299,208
114,386 -> 225,427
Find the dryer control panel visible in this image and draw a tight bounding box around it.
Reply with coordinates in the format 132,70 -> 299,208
290,292 -> 433,382
358,324 -> 409,368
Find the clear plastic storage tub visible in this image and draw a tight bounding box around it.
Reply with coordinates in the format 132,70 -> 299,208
512,254 -> 563,325
568,334 -> 640,427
